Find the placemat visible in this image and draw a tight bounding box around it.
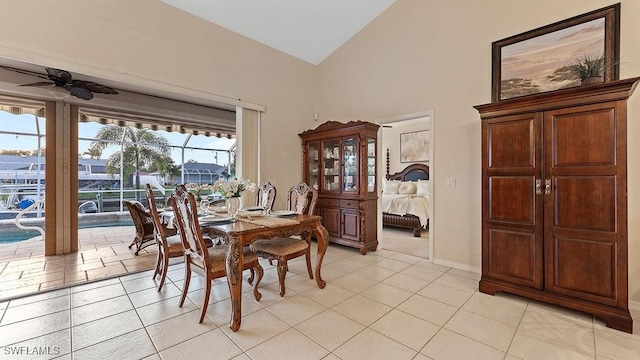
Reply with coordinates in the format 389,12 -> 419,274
240,216 -> 299,227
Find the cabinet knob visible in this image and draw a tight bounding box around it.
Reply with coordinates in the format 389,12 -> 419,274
535,179 -> 542,195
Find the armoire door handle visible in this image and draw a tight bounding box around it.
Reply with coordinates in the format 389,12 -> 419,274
545,179 -> 551,195
535,179 -> 542,195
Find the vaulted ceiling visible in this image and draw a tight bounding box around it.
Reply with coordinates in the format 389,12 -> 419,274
159,0 -> 397,65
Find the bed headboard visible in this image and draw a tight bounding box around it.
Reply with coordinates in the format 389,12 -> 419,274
386,149 -> 429,181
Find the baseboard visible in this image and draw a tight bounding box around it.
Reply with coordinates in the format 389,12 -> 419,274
438,260 -> 640,312
432,257 -> 481,274
629,300 -> 640,311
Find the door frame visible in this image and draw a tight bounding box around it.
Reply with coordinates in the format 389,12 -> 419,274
375,109 -> 434,260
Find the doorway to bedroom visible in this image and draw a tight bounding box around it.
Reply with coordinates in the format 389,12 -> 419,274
376,111 -> 433,259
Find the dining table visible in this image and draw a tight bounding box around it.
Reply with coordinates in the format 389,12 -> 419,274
168,211 -> 329,332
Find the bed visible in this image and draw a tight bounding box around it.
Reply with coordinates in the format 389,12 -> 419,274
382,160 -> 430,237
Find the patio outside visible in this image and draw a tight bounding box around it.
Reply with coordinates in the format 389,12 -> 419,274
0,110 -> 236,302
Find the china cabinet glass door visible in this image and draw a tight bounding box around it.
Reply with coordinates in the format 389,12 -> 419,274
367,138 -> 376,192
322,139 -> 340,192
343,137 -> 358,193
307,142 -> 319,190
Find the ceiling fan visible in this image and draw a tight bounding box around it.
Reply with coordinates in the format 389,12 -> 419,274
14,67 -> 119,100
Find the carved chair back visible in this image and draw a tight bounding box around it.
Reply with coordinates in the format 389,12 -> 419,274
171,184 -> 210,268
287,182 -> 318,215
256,181 -> 277,212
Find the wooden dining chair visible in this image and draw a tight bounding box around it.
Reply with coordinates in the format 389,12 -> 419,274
171,184 -> 263,323
145,184 -> 184,292
250,182 -> 318,297
256,181 -> 277,213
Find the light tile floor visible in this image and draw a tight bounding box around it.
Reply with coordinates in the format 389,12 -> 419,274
0,243 -> 639,360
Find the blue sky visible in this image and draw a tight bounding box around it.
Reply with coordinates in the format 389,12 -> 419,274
0,111 -> 235,165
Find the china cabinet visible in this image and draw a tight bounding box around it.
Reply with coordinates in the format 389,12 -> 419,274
475,77 -> 639,333
299,121 -> 379,254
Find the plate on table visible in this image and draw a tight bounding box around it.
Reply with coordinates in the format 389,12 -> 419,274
270,210 -> 297,217
199,216 -> 234,225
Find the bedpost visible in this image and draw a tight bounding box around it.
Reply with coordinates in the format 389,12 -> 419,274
386,148 -> 390,180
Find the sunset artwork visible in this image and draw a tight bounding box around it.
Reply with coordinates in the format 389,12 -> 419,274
500,18 -> 605,100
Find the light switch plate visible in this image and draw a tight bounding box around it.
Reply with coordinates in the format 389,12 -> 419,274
445,178 -> 456,187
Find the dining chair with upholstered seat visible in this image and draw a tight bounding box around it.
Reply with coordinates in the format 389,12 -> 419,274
255,181 -> 277,213
171,184 -> 263,323
122,199 -> 157,255
145,184 -> 189,292
250,182 -> 318,297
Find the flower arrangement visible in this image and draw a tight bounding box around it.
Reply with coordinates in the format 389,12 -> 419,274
212,178 -> 256,198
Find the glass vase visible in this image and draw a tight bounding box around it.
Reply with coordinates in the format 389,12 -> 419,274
226,196 -> 241,219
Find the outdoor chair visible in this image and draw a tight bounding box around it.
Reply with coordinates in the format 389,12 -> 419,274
123,199 -> 158,255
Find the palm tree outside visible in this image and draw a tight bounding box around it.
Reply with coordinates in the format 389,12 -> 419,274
89,125 -> 171,200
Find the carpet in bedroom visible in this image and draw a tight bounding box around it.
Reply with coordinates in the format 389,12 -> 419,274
380,227 -> 429,259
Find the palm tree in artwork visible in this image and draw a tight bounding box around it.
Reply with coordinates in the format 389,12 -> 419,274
89,125 -> 170,200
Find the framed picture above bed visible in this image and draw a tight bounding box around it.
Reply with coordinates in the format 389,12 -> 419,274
400,130 -> 429,163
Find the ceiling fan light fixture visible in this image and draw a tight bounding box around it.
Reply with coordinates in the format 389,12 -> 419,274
48,88 -> 69,99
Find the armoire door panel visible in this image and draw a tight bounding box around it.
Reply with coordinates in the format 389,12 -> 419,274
486,228 -> 542,288
488,176 -> 535,224
487,117 -> 537,169
551,108 -> 616,167
553,176 -> 617,231
548,236 -> 617,304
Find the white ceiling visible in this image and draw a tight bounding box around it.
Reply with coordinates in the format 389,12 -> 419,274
159,0 -> 397,65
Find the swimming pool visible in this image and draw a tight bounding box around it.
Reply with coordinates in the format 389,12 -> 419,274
0,220 -> 134,244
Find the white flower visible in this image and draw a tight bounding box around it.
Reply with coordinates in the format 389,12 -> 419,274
212,178 -> 256,198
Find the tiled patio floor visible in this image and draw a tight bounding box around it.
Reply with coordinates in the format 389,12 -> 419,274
0,226 -> 166,301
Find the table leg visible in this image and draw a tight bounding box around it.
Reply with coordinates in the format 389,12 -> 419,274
314,222 -> 328,289
226,235 -> 243,331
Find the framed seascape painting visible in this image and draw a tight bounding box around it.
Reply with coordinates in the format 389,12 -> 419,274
492,3 -> 620,102
400,130 -> 429,163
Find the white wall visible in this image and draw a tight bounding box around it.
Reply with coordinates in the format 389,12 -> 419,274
316,0 -> 640,300
0,0 -> 317,209
2,0 -> 640,303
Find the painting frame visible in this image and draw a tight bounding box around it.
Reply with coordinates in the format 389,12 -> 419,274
491,3 -> 620,102
400,130 -> 429,163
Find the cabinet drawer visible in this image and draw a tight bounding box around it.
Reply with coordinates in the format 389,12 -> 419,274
318,198 -> 340,207
339,199 -> 359,209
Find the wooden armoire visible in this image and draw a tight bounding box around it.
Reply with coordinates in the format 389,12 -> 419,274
475,77 -> 639,333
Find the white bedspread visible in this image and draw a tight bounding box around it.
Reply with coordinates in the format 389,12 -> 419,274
381,194 -> 429,227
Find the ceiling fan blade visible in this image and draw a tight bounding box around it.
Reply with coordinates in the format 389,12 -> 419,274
72,80 -> 119,95
67,86 -> 94,100
19,81 -> 55,87
45,67 -> 72,83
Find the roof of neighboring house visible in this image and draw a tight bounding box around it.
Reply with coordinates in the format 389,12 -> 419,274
0,155 -> 227,174
181,162 -> 226,174
0,154 -> 47,171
